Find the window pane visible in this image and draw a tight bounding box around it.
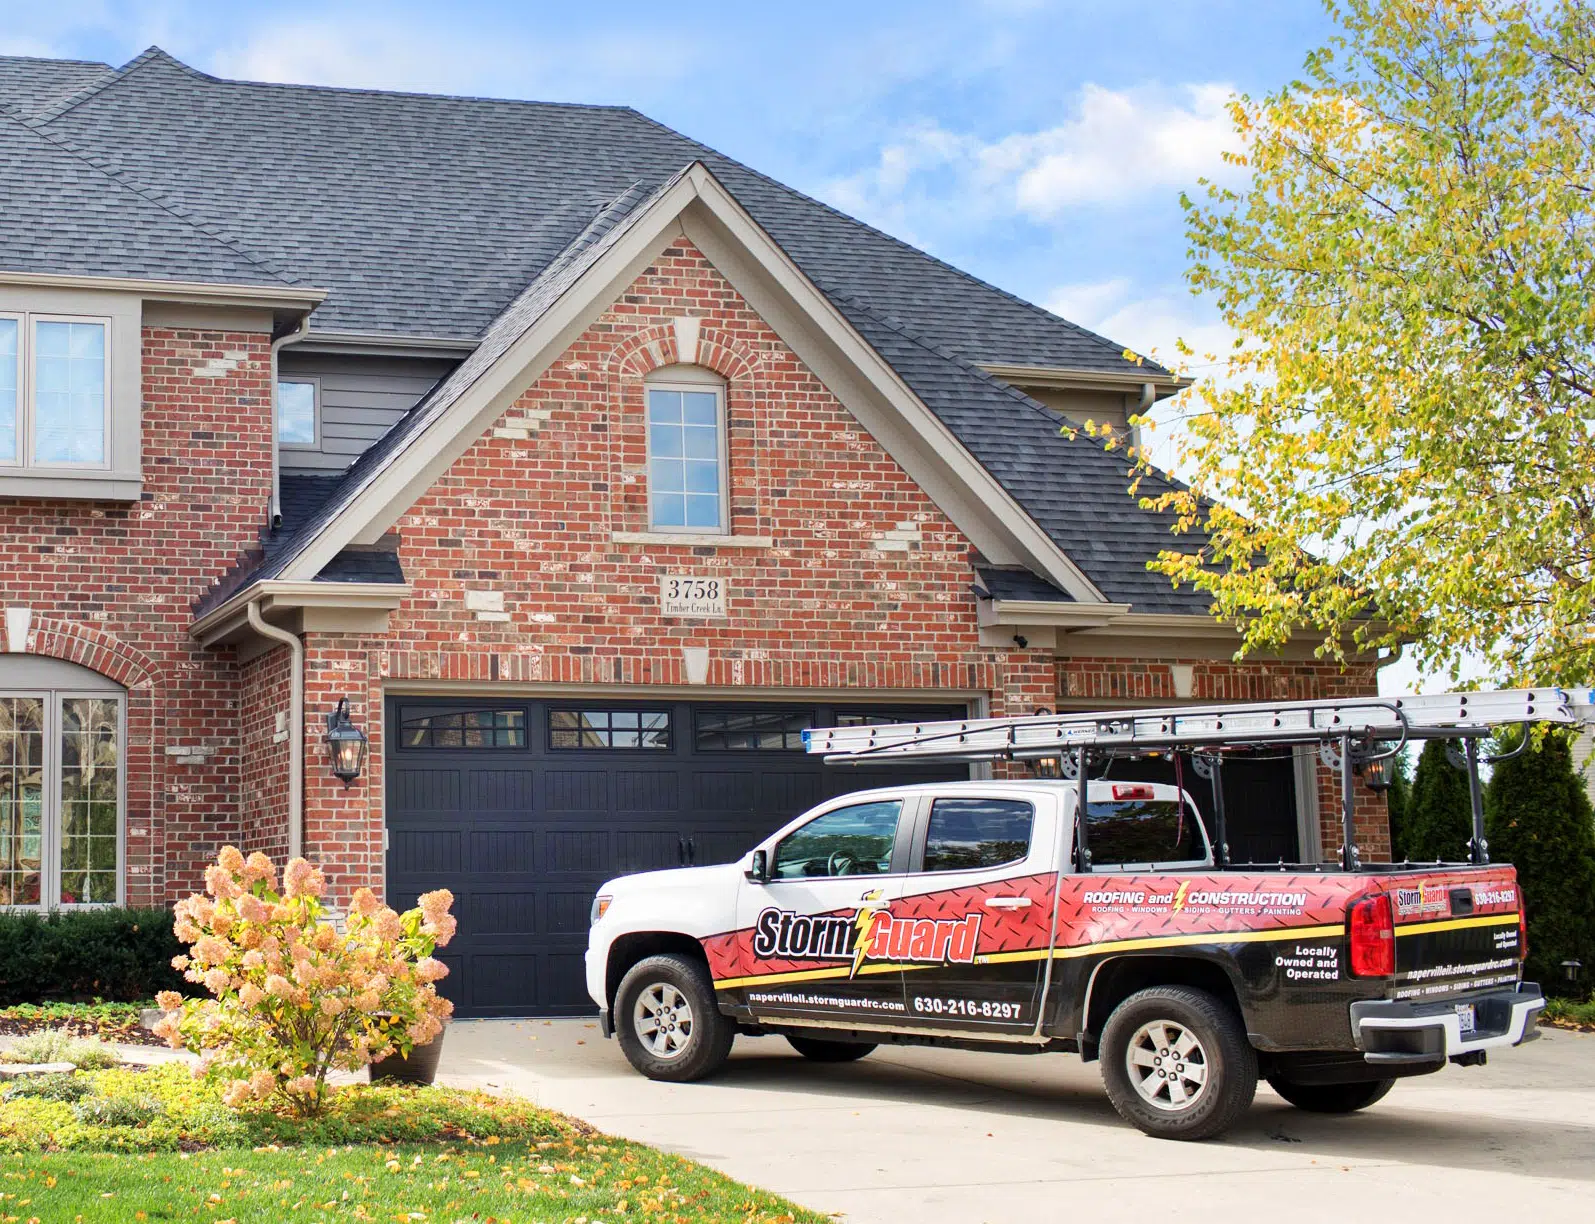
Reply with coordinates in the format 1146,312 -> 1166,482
33,321 -> 105,465
278,380 -> 317,445
682,392 -> 718,426
60,697 -> 118,905
399,708 -> 525,750
695,709 -> 813,751
684,494 -> 721,528
549,709 -> 672,750
651,491 -> 687,527
682,425 -> 718,460
0,698 -> 44,906
773,800 -> 901,878
1087,799 -> 1205,867
923,798 -> 1034,873
0,319 -> 16,462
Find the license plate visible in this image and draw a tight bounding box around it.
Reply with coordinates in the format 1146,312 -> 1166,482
1455,1004 -> 1477,1034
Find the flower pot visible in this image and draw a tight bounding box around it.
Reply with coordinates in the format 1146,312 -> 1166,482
368,1025 -> 446,1086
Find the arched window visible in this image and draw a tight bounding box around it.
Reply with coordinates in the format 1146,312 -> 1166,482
0,655 -> 123,907
643,364 -> 726,533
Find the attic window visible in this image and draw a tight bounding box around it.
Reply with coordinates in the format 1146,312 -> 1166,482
277,378 -> 318,447
645,365 -> 725,533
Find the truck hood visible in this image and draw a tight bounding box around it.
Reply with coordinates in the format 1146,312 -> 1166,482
598,861 -> 744,900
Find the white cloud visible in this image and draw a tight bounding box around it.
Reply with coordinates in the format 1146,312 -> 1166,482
826,81 -> 1243,229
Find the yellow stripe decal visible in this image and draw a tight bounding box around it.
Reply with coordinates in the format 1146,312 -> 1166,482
714,923 -> 1347,990
1396,913 -> 1518,937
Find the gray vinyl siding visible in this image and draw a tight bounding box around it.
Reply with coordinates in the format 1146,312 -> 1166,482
277,352 -> 457,474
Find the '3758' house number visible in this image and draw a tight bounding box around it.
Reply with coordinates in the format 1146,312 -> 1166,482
659,574 -> 727,618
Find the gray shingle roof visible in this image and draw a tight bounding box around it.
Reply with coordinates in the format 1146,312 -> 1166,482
0,107 -> 297,287
25,48 -> 1165,377
974,566 -> 1075,603
0,55 -> 112,119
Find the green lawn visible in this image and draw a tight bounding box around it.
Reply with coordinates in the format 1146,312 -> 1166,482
0,1063 -> 822,1223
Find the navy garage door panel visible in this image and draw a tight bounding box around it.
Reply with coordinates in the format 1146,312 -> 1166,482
385,699 -> 967,1017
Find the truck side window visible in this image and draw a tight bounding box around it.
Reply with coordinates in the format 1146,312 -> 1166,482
1087,798 -> 1206,868
772,800 -> 902,879
922,798 -> 1033,872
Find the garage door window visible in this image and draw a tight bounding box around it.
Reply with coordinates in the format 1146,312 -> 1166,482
399,707 -> 525,750
549,710 -> 672,750
695,709 -> 812,751
921,798 -> 1033,872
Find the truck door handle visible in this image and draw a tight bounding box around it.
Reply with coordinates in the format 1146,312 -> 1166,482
984,896 -> 1032,910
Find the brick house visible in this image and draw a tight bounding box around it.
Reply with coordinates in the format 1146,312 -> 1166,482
0,49 -> 1388,1014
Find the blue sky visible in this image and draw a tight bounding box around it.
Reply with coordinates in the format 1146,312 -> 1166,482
1,0 -> 1336,377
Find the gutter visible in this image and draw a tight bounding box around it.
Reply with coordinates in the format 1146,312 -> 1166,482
269,315 -> 312,524
246,600 -> 304,860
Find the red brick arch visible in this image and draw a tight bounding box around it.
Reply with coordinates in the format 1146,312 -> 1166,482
605,321 -> 763,385
25,617 -> 162,692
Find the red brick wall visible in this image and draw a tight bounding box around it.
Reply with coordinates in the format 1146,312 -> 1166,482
238,644 -> 292,859
1058,656 -> 1391,859
295,240 -> 1059,898
0,326 -> 274,903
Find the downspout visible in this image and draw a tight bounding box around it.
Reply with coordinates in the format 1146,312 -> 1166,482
269,316 -> 312,526
247,600 -> 304,860
1132,381 -> 1155,457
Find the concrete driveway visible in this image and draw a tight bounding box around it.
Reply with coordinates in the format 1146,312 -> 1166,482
437,1019 -> 1595,1223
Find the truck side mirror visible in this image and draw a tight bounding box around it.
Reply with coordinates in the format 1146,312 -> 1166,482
745,849 -> 769,884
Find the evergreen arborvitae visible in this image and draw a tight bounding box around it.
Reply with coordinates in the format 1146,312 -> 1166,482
1486,731 -> 1595,994
1385,748 -> 1414,860
1402,738 -> 1475,862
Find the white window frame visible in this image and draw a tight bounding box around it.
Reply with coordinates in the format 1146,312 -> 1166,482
645,371 -> 729,535
276,375 -> 321,450
0,689 -> 125,910
0,311 -> 20,467
5,312 -> 114,472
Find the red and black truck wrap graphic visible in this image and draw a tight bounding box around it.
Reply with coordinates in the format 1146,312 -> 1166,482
705,864 -> 1526,1049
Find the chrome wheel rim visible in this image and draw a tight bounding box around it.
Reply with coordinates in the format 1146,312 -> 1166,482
1126,1019 -> 1209,1112
633,982 -> 695,1060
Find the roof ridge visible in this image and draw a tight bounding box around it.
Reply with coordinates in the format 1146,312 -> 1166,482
2,105 -> 300,287
0,54 -> 112,68
616,108 -> 1171,378
27,44 -> 163,124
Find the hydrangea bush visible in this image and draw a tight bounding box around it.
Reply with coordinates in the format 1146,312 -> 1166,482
155,848 -> 456,1117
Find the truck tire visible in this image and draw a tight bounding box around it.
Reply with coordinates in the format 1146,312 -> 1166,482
614,954 -> 735,1083
1099,986 -> 1258,1141
1266,1075 -> 1395,1114
786,1035 -> 876,1062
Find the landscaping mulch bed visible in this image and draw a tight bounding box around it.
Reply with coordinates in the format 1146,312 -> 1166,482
0,1002 -> 166,1047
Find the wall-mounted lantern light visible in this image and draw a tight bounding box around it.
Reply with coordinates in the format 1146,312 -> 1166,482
1355,745 -> 1396,792
324,698 -> 368,787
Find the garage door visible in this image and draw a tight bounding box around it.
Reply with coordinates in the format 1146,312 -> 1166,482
385,698 -> 968,1016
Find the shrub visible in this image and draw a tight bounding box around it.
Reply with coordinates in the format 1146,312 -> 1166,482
2,1074 -> 92,1103
2,1028 -> 118,1070
71,1092 -> 164,1128
156,848 -> 456,1118
1486,729 -> 1595,992
0,907 -> 186,1004
1401,739 -> 1475,861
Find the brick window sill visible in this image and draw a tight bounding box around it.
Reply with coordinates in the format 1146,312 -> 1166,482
610,530 -> 772,549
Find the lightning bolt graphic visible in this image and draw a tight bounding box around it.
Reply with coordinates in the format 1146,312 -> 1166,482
851,893 -> 885,979
1173,880 -> 1190,913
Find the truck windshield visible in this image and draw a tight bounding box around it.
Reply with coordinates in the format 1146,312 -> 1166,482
1086,799 -> 1205,867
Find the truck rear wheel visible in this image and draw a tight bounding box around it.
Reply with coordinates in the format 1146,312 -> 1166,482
786,1035 -> 876,1062
1266,1075 -> 1395,1114
614,954 -> 735,1083
1100,986 -> 1258,1141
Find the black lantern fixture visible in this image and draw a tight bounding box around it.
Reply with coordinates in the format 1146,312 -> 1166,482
1028,756 -> 1063,780
1356,747 -> 1395,792
324,698 -> 368,786
1564,959 -> 1583,988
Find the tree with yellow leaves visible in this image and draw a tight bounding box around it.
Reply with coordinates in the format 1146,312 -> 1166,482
1143,0 -> 1595,684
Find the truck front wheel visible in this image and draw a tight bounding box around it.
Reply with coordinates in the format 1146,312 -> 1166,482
1100,986 -> 1258,1141
1266,1075 -> 1395,1114
614,954 -> 735,1083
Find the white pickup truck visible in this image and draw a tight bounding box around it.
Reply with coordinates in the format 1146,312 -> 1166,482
586,777 -> 1538,1140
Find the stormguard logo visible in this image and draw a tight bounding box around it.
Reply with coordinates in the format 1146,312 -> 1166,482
751,906 -> 982,977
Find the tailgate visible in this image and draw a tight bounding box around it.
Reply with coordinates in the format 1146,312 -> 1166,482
1387,867 -> 1523,1002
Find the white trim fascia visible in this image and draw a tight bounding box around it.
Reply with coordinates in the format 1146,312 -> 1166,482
296,330 -> 479,359
976,598 -> 1131,629
269,161 -> 1108,605
282,175 -> 705,577
673,170 -> 1105,602
979,362 -> 1193,394
0,269 -> 327,309
191,580 -> 410,643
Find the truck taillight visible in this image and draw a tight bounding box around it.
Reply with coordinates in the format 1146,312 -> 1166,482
1348,892 -> 1395,977
1112,784 -> 1156,800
